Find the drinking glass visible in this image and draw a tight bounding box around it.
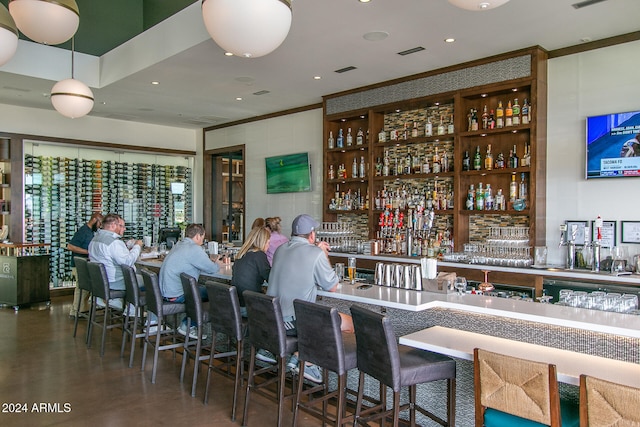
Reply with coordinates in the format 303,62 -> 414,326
454,277 -> 467,295
347,257 -> 357,284
334,263 -> 345,282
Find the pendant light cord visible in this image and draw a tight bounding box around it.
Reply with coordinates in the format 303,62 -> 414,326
71,37 -> 75,79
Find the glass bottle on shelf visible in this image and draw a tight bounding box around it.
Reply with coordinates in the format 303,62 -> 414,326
437,116 -> 446,136
359,156 -> 366,178
488,109 -> 496,129
470,109 -> 478,131
356,127 -> 364,145
422,151 -> 430,174
522,141 -> 531,167
375,157 -> 382,176
512,98 -> 520,126
505,100 -> 513,127
432,148 -> 441,174
378,128 -> 386,142
475,182 -> 485,210
473,146 -> 482,171
511,144 -> 519,168
522,98 -> 531,124
481,105 -> 489,129
404,150 -> 412,175
447,115 -> 455,134
328,164 -> 335,180
484,144 -> 493,171
495,151 -> 505,169
462,150 -> 470,171
495,188 -> 505,211
352,157 -> 358,178
496,101 -> 504,128
509,174 -> 517,205
411,121 -> 419,138
412,150 -> 421,174
337,129 -> 344,148
484,184 -> 494,210
346,128 -> 353,146
441,151 -> 449,173
383,150 -> 390,176
328,131 -> 335,149
466,184 -> 475,210
425,116 -> 433,137
519,172 -> 527,202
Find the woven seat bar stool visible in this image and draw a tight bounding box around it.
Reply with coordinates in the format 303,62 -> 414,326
292,299 -> 358,427
579,374 -> 640,427
242,291 -> 298,427
72,256 -> 93,344
474,348 -> 579,427
86,261 -> 126,357
120,264 -> 146,368
350,305 -> 456,427
140,268 -> 186,384
204,280 -> 247,421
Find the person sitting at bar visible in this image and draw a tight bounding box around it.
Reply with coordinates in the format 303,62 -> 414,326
263,214 -> 354,383
264,216 -> 289,266
159,223 -> 224,339
231,226 -> 271,317
251,217 -> 265,229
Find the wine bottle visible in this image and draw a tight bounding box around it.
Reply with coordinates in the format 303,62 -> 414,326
462,150 -> 470,171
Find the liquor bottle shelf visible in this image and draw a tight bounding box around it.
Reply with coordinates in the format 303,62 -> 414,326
460,167 -> 530,176
373,171 -> 455,180
459,123 -> 531,137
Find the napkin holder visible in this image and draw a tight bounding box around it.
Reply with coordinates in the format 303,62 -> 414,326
421,272 -> 457,293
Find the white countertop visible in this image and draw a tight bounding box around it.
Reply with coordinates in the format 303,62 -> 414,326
319,282 -> 640,339
399,326 -> 640,387
136,258 -> 234,281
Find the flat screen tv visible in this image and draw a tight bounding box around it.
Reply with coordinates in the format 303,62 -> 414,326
586,109 -> 640,179
265,152 -> 312,194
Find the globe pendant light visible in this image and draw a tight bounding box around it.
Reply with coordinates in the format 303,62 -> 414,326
9,0 -> 79,45
51,39 -> 93,119
201,0 -> 292,58
0,4 -> 19,66
447,0 -> 510,11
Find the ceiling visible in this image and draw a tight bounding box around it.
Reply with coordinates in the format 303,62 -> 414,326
0,0 -> 639,130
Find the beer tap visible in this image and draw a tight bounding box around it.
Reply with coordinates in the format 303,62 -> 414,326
559,223 -> 577,270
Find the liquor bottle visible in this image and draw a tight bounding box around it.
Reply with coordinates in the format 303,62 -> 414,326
432,148 -> 441,174
519,172 -> 527,202
346,128 -> 353,146
495,188 -> 505,210
352,157 -> 358,178
412,121 -> 419,138
441,151 -> 449,173
475,182 -> 485,211
378,128 -> 386,142
495,151 -> 505,169
473,145 -> 482,171
425,116 -> 433,137
488,109 -> 496,129
496,101 -> 504,128
383,151 -> 390,176
422,152 -> 430,174
522,141 -> 531,167
511,144 -> 519,168
447,115 -> 455,134
328,131 -> 335,149
512,98 -> 520,126
337,129 -> 344,148
466,184 -> 475,210
521,98 -> 530,125
462,150 -> 471,171
328,164 -> 335,180
359,156 -> 366,178
437,116 -> 446,136
356,127 -> 364,145
505,100 -> 513,127
481,105 -> 489,130
375,157 -> 382,176
484,183 -> 494,211
403,123 -> 409,140
509,174 -> 517,205
390,128 -> 398,141
471,109 -> 478,131
484,144 -> 493,170
412,150 -> 421,174
404,150 -> 412,174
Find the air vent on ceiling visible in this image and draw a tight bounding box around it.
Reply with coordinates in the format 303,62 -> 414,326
253,90 -> 270,96
334,66 -> 357,74
572,0 -> 608,9
397,46 -> 425,56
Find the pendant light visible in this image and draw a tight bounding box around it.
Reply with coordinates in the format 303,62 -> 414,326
9,0 -> 79,45
201,0 -> 292,58
51,38 -> 93,119
0,4 -> 18,66
447,0 -> 510,11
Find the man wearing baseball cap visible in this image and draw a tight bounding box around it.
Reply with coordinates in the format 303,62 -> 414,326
262,214 -> 353,382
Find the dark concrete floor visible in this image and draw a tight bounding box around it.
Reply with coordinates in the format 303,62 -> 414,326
0,296 -> 321,427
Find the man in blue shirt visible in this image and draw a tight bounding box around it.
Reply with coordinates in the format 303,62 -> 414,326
67,212 -> 102,317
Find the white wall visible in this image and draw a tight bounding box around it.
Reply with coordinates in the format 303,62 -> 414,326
205,109 -> 323,238
546,40 -> 640,264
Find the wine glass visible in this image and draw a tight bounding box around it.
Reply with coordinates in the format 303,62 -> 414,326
478,270 -> 494,292
454,277 -> 467,296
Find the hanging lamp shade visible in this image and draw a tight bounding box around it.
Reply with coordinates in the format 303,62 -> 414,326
201,0 -> 292,58
51,78 -> 94,119
447,0 -> 510,11
9,0 -> 79,45
0,4 -> 18,66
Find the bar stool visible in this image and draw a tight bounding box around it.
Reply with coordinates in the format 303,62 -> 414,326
120,264 -> 146,368
474,348 -> 579,427
292,299 -> 358,427
72,256 -> 93,344
179,273 -> 210,397
86,261 -> 126,357
579,374 -> 640,427
350,305 -> 456,427
140,268 -> 186,384
204,280 -> 247,421
242,290 -> 298,427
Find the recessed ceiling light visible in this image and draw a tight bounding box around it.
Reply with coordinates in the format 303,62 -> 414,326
236,97 -> 243,101
363,31 -> 389,42
314,76 -> 321,80
481,93 -> 488,97
224,52 -> 233,56
512,88 -> 518,92
359,0 -> 371,3
445,38 -> 455,43
151,81 -> 159,85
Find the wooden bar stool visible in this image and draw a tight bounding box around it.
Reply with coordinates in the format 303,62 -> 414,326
120,264 -> 146,368
350,305 -> 456,427
579,374 -> 640,427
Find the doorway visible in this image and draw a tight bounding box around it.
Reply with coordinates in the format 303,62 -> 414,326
203,146 -> 245,246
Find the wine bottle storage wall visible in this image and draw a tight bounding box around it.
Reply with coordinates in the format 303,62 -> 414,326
24,154 -> 192,288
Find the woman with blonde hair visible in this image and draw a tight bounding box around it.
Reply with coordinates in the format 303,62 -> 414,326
265,216 -> 289,266
231,226 -> 271,315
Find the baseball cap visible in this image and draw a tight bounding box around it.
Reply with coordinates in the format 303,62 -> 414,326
291,214 -> 320,235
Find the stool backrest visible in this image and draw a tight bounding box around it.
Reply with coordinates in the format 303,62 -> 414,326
474,348 -> 560,426
87,261 -> 109,301
180,273 -> 204,327
579,374 -> 640,427
140,269 -> 162,317
121,264 -> 141,307
294,299 -> 347,374
74,257 -> 92,293
206,280 -> 243,341
350,304 -> 401,390
243,291 -> 289,358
